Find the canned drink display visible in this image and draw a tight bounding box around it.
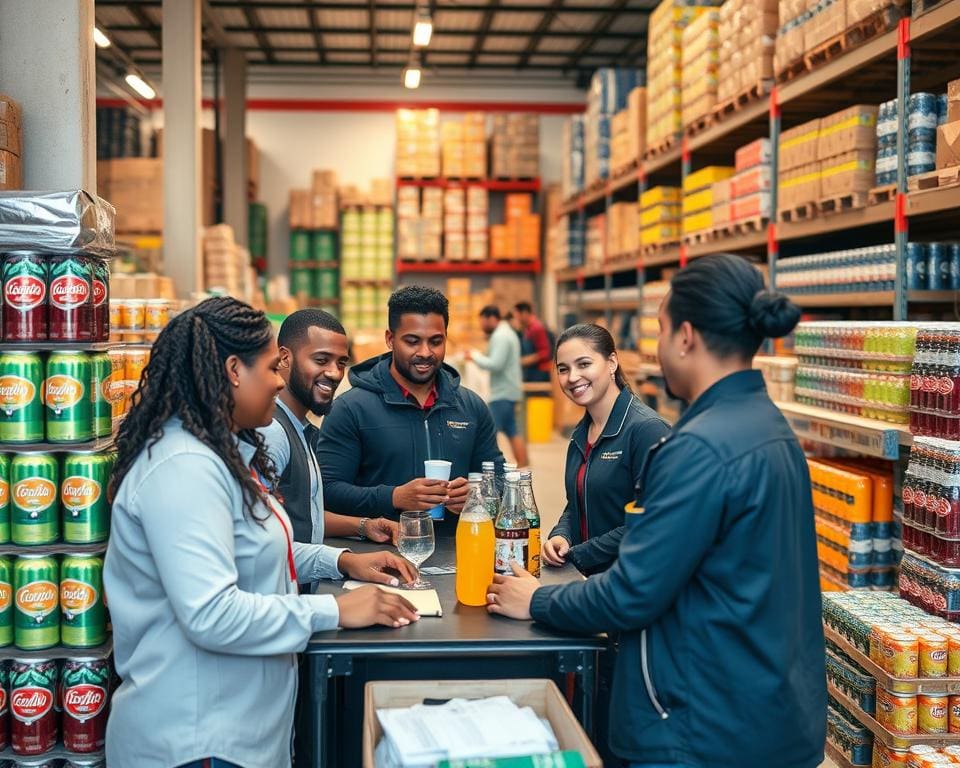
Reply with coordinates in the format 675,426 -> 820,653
0,353 -> 44,444
0,557 -> 13,647
118,300 -> 145,331
144,299 -> 169,331
11,454 -> 59,546
950,635 -> 960,676
65,759 -> 107,768
61,657 -> 109,752
9,658 -> 57,755
2,254 -> 47,342
123,347 -> 148,388
0,453 -> 10,544
107,301 -> 121,335
918,693 -> 949,733
47,255 -> 93,343
876,687 -> 917,734
13,557 -> 59,651
60,452 -> 111,545
60,555 -> 106,648
0,662 -> 8,751
89,354 -> 112,439
44,352 -> 92,444
919,634 -> 949,677
90,259 -> 110,342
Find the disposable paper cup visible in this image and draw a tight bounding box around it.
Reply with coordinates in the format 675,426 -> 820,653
424,460 -> 452,520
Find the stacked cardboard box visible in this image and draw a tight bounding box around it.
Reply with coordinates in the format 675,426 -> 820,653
777,117 -> 821,215
466,187 -> 489,262
491,113 -> 539,179
610,87 -> 648,172
397,187 -> 442,261
396,109 -> 441,178
717,0 -> 778,104
817,104 -> 877,205
554,216 -> 586,269
803,0 -> 846,55
937,78 -> 960,170
0,96 -> 21,191
98,158 -> 163,233
441,113 -> 487,178
445,278 -> 486,352
640,186 -> 683,246
491,193 -> 540,261
288,170 -> 339,230
586,214 -> 606,269
730,138 -> 773,222
444,188 -> 466,261
606,202 -> 641,257
586,69 -> 644,185
774,0 -> 813,74
562,116 -> 586,199
647,1 -> 719,151
683,166 -> 734,235
204,224 -> 254,301
711,178 -> 732,228
681,10 -> 721,127
339,178 -> 393,209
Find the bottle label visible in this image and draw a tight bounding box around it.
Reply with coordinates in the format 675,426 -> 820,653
495,534 -> 529,575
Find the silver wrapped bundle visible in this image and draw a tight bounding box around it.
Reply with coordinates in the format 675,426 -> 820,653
0,190 -> 116,254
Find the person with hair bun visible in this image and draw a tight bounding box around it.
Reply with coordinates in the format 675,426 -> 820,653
487,255 -> 827,768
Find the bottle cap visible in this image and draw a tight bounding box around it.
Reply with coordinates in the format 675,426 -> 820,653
468,472 -> 482,482
506,471 -> 520,483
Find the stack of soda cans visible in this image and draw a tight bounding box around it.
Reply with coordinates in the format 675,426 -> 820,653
0,248 -> 118,767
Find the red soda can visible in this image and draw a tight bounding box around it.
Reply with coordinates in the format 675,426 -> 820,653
48,255 -> 93,342
0,660 -> 8,751
2,253 -> 47,341
10,658 -> 57,755
61,657 -> 109,752
91,259 -> 110,342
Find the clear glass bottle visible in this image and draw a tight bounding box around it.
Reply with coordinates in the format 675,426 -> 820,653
494,472 -> 529,577
480,460 -> 499,520
519,470 -> 541,578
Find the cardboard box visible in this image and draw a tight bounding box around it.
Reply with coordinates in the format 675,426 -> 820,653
506,194 -> 532,220
948,79 -> 960,123
712,178 -> 732,204
820,150 -> 874,197
817,105 -> 877,160
731,165 -> 772,198
937,121 -> 960,170
779,118 -> 820,171
640,186 -> 682,208
683,165 -> 734,194
731,191 -> 772,219
98,158 -> 163,233
735,138 -> 772,171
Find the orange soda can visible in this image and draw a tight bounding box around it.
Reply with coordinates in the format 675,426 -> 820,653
918,693 -> 949,733
876,687 -> 917,735
950,696 -> 960,734
920,634 -> 949,678
124,348 -> 149,385
882,633 -> 920,678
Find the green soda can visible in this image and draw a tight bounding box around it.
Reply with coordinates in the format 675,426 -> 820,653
0,555 -> 14,646
60,554 -> 106,648
89,353 -> 112,439
60,452 -> 110,544
44,351 -> 92,444
14,555 -> 60,650
0,352 -> 44,444
0,453 -> 10,543
11,453 -> 59,546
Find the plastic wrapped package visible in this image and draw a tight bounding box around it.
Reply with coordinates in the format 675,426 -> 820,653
0,190 -> 116,254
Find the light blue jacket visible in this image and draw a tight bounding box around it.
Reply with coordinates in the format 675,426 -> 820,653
104,418 -> 345,768
471,320 -> 523,403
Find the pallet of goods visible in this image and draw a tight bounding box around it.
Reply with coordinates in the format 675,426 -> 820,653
491,193 -> 540,263
682,166 -> 734,242
397,186 -> 442,263
730,138 -> 773,231
203,224 -> 256,303
606,201 -> 640,260
640,186 -> 682,249
585,214 -> 606,270
610,87 -> 647,178
681,9 -> 721,133
396,108 -> 441,179
817,104 -> 878,213
340,201 -> 393,332
441,113 -> 487,179
715,0 -> 777,122
490,113 -> 539,180
585,69 -> 643,188
562,115 -> 585,201
778,117 -> 821,221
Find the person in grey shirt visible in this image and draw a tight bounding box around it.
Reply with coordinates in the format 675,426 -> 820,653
466,305 -> 528,467
104,298 -> 419,768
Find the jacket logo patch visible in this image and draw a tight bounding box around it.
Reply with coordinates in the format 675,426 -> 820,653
624,502 -> 644,515
600,450 -> 623,460
447,420 -> 471,430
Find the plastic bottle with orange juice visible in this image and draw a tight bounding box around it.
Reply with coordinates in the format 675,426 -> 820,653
456,473 -> 495,606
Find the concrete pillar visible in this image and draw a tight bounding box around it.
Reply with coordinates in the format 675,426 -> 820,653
163,0 -> 203,297
0,0 -> 96,191
223,49 -> 248,248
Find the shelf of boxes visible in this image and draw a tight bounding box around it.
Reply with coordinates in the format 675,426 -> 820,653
774,401 -> 911,459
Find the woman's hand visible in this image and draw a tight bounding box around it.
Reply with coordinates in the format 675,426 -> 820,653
338,551 -> 417,586
335,585 -> 420,629
542,535 -> 571,567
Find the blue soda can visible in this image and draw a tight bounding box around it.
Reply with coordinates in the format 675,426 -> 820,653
928,243 -> 946,290
907,242 -> 926,290
950,243 -> 960,290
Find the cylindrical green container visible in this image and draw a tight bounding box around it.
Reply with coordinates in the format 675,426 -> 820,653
312,231 -> 337,263
290,269 -> 313,298
0,555 -> 13,646
289,231 -> 311,263
316,269 -> 339,300
60,554 -> 106,648
61,452 -> 111,544
248,202 -> 268,260
11,453 -> 60,546
45,351 -> 92,443
0,453 -> 10,544
89,353 -> 112,439
14,554 -> 60,650
0,351 -> 45,444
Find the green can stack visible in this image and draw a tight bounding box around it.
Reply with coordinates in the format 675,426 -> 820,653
248,202 -> 268,262
0,351 -> 44,444
14,554 -> 60,650
0,453 -> 9,544
61,451 -> 112,544
0,556 -> 13,647
290,269 -> 313,298
289,231 -> 311,263
312,231 -> 337,263
45,351 -> 92,443
11,453 -> 59,546
316,269 -> 339,301
90,353 -> 113,439
60,553 -> 106,648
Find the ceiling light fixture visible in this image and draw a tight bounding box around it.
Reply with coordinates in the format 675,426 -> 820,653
412,6 -> 433,47
93,27 -> 112,49
125,71 -> 156,100
403,62 -> 422,89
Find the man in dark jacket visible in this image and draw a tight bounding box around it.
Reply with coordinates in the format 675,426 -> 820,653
317,285 -> 504,538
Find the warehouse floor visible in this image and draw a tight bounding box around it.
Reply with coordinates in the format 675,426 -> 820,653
523,434 -> 837,768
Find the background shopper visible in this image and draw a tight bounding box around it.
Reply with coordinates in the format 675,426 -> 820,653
317,285 -> 504,538
487,255 -> 827,768
466,305 -> 528,468
513,301 -> 553,383
104,297 -> 419,768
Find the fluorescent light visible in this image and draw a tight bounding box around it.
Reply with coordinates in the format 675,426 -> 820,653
93,27 -> 112,49
412,18 -> 433,47
403,65 -> 422,90
125,72 -> 156,100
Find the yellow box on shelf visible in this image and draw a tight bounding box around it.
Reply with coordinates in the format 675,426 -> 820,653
682,209 -> 713,234
682,188 -> 714,215
682,166 -> 734,194
641,222 -> 681,245
641,203 -> 682,227
641,186 -> 682,209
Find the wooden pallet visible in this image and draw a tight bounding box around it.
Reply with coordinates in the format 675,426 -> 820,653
609,157 -> 640,182
779,202 -> 817,223
908,166 -> 960,191
818,192 -> 869,215
641,241 -> 680,255
776,57 -> 808,84
683,230 -> 713,246
712,80 -> 773,123
584,177 -> 606,195
912,0 -> 946,16
867,183 -> 897,205
733,215 -> 768,234
803,7 -> 900,71
684,111 -> 713,137
644,134 -> 680,160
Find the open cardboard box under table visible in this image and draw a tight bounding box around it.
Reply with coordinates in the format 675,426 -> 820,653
362,679 -> 602,768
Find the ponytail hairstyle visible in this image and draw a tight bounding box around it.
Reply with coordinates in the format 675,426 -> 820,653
555,323 -> 631,391
666,253 -> 801,360
109,296 -> 278,520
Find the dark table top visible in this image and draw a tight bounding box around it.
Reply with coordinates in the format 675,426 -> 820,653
305,537 -> 607,656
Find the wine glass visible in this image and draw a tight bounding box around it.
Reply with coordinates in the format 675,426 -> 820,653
397,510 -> 435,590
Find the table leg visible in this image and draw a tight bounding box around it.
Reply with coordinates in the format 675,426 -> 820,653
557,649 -> 597,740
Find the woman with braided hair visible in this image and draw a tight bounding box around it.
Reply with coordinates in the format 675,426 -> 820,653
103,297 -> 419,768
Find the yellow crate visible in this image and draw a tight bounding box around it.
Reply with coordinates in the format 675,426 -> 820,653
682,165 -> 734,193
640,203 -> 682,227
640,186 -> 683,208
682,188 -> 714,215
641,222 -> 682,245
683,210 -> 713,234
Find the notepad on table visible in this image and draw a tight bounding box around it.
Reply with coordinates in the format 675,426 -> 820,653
341,580 -> 443,617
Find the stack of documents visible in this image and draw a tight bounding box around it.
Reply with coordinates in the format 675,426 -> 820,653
374,696 -> 559,768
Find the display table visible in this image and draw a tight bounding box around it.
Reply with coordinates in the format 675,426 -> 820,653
303,536 -> 607,768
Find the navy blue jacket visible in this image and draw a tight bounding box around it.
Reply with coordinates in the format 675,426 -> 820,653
531,370 -> 827,766
549,386 -> 670,575
316,353 -> 504,536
